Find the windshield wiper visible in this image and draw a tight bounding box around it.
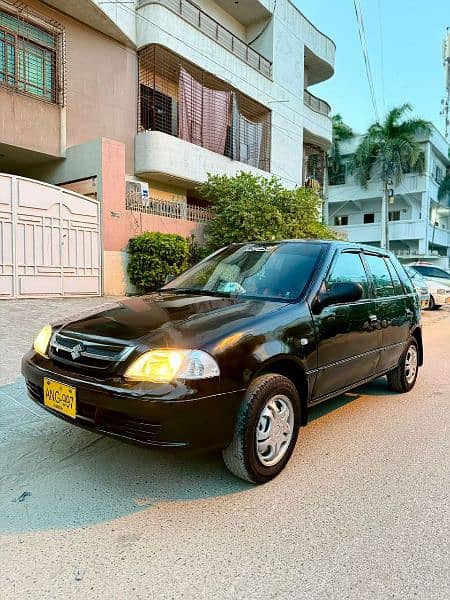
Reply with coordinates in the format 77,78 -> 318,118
161,288 -> 232,298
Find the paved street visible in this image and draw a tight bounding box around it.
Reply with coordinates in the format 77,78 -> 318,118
0,299 -> 449,600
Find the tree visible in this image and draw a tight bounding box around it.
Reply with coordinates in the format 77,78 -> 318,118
198,171 -> 336,252
328,114 -> 353,184
349,104 -> 431,249
438,150 -> 450,202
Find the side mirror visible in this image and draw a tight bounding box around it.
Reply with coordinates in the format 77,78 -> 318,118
313,281 -> 363,313
164,274 -> 176,284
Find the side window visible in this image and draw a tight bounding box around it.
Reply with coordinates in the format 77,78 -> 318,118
326,252 -> 369,299
385,259 -> 404,295
390,256 -> 415,294
364,254 -> 395,298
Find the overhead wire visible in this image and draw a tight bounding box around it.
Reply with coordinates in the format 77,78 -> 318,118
353,0 -> 379,121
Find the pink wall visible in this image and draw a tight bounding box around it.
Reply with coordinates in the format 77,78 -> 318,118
101,138 -> 205,251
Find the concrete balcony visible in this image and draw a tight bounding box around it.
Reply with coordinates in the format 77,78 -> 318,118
137,0 -> 273,86
329,174 -> 428,202
135,130 -> 270,186
0,89 -> 62,171
303,91 -> 332,149
428,225 -> 450,247
333,220 -> 427,244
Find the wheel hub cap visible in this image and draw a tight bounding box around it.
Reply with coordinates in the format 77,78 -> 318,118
405,345 -> 418,384
255,394 -> 294,467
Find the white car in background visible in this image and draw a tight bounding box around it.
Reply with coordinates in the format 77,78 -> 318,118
404,266 -> 430,309
406,262 -> 450,310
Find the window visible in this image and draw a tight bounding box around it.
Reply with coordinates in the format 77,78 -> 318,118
0,9 -> 59,102
434,165 -> 443,184
140,85 -> 176,135
385,260 -> 404,295
412,266 -> 450,280
329,164 -> 346,186
334,215 -> 348,226
389,211 -> 401,221
364,254 -> 395,297
326,252 -> 369,299
363,213 -> 375,224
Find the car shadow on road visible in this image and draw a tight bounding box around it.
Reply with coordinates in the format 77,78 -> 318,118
1,376 -> 394,534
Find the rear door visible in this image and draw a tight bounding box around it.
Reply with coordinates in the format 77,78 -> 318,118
312,250 -> 381,400
362,253 -> 413,372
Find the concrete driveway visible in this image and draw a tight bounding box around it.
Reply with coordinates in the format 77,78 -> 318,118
0,299 -> 449,599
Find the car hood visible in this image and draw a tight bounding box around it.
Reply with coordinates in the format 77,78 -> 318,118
57,293 -> 287,349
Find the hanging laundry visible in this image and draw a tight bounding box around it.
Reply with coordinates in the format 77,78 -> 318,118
231,93 -> 264,168
178,68 -> 230,155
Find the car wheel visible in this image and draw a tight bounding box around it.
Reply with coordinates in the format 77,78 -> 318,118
387,338 -> 419,393
222,374 -> 300,483
427,295 -> 441,310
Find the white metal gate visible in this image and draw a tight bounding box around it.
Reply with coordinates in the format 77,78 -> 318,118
0,173 -> 101,298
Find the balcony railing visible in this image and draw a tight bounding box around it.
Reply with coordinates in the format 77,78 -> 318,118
138,45 -> 271,172
304,90 -> 331,117
126,192 -> 213,223
138,0 -> 272,78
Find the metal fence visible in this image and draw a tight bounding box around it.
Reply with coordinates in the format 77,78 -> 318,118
138,0 -> 272,78
126,192 -> 213,223
304,89 -> 331,117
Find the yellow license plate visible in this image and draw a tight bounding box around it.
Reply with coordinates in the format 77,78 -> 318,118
43,378 -> 76,419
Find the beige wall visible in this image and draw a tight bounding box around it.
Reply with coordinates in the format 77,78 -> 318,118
1,0 -> 137,174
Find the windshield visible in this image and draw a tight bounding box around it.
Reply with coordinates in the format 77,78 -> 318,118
162,242 -> 323,301
413,265 -> 450,280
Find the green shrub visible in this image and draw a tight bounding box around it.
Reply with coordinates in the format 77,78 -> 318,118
127,232 -> 189,292
198,171 -> 336,252
187,234 -> 210,266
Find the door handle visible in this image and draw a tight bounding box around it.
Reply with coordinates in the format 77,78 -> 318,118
369,315 -> 378,322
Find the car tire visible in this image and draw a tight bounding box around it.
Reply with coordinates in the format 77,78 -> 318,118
222,374 -> 300,484
387,338 -> 419,393
427,295 -> 441,311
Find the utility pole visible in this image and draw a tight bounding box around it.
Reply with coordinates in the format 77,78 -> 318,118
441,28 -> 450,141
381,180 -> 389,250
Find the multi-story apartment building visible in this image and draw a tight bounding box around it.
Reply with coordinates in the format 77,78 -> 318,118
328,127 -> 450,268
0,0 -> 335,297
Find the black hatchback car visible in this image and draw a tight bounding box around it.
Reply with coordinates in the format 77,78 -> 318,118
22,241 -> 423,483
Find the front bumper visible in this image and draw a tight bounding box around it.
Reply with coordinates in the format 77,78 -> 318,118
434,293 -> 450,306
22,352 -> 244,451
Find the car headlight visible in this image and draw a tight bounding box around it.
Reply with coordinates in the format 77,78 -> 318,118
33,324 -> 53,358
124,349 -> 220,383
437,288 -> 450,294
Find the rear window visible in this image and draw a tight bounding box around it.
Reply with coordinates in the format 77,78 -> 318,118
413,266 -> 450,280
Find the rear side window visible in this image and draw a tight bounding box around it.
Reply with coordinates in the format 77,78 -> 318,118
326,252 -> 369,299
385,259 -> 404,295
364,254 -> 395,297
391,257 -> 415,294
414,266 -> 450,280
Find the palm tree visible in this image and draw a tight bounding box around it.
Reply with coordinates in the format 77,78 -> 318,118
349,104 -> 432,249
437,152 -> 450,203
328,114 -> 353,184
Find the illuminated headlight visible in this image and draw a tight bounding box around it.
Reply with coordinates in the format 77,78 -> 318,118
124,349 -> 220,383
33,324 -> 53,358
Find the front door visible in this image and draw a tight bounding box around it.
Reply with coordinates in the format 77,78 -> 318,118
312,251 -> 381,400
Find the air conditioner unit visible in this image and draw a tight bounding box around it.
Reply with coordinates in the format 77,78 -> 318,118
126,180 -> 149,206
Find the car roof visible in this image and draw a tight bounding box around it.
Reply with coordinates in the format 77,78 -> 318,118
237,240 -> 393,257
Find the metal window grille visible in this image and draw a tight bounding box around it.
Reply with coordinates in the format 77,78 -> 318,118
138,44 -> 271,171
126,190 -> 214,223
303,143 -> 325,190
138,0 -> 272,78
0,1 -> 65,105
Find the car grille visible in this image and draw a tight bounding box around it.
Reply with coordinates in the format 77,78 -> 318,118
49,332 -> 134,371
26,381 -> 161,442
